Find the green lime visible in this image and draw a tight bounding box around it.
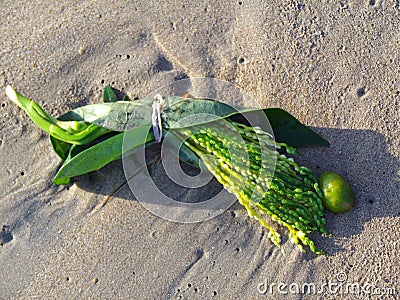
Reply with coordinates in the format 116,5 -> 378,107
318,171 -> 354,213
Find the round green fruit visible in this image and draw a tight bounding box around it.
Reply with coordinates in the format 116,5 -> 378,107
318,171 -> 354,213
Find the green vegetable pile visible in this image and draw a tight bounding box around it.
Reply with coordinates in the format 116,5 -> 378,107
175,120 -> 327,254
6,84 -> 349,255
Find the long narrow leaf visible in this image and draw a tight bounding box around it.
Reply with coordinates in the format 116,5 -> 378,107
52,125 -> 153,185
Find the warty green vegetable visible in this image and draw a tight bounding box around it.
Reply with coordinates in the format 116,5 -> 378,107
173,119 -> 327,254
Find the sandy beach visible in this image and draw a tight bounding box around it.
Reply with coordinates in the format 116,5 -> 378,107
0,1 -> 399,299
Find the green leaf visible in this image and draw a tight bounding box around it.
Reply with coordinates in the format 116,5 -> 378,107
162,97 -> 238,129
54,97 -> 235,132
263,108 -> 329,147
52,125 -> 153,185
178,142 -> 201,167
122,94 -> 131,102
58,100 -> 153,131
161,98 -> 328,148
103,85 -> 118,102
163,130 -> 201,168
50,136 -> 71,160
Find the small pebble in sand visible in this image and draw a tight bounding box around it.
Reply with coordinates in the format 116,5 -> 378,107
93,277 -> 99,284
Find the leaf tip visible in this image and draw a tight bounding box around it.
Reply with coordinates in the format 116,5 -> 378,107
52,176 -> 71,185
